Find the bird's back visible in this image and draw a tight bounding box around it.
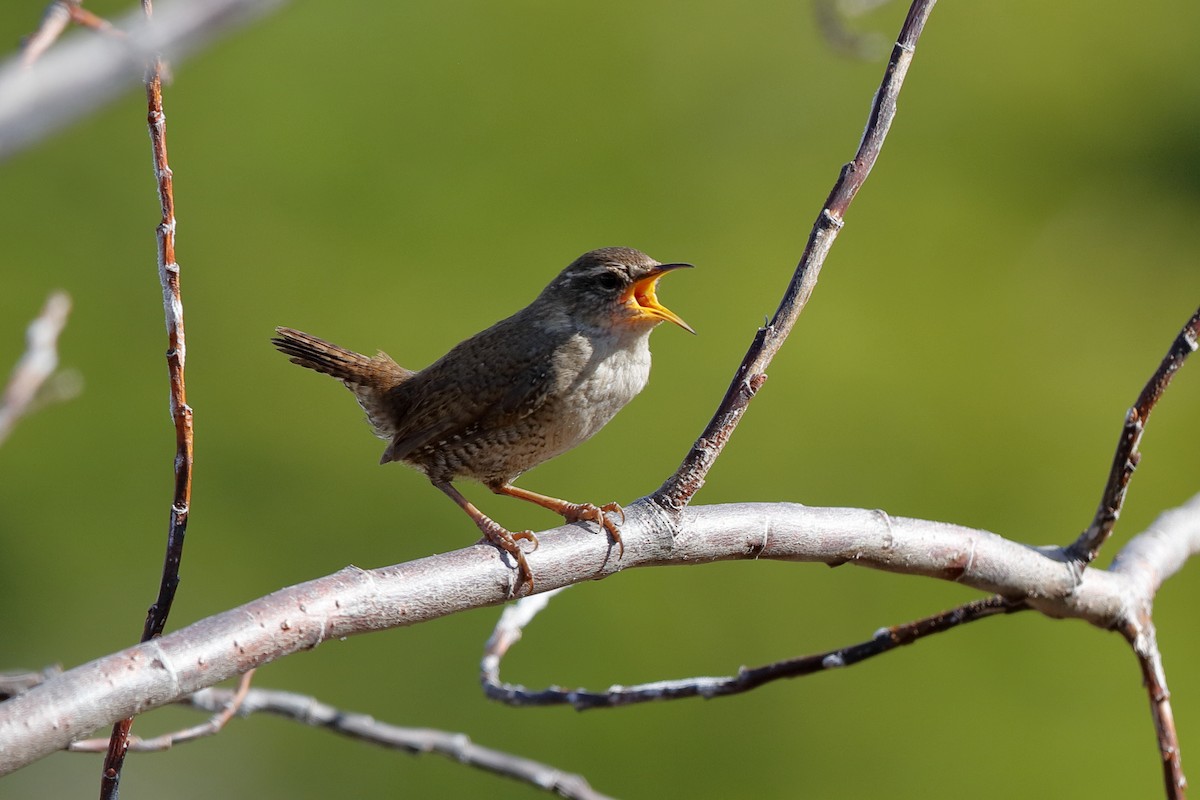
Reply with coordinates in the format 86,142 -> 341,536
381,303 -> 653,485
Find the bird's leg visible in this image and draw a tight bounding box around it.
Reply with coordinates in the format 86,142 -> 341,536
432,480 -> 536,593
491,483 -> 625,558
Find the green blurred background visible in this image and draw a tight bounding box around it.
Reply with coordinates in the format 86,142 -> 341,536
2,0 -> 1199,797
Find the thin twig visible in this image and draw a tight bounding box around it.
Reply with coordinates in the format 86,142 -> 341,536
481,593 -> 1023,709
185,686 -> 614,800
72,670 -> 255,753
139,0 -> 192,649
1069,306 -> 1200,565
812,0 -> 890,60
0,667 -> 62,701
1122,612 -> 1187,799
19,0 -> 78,69
68,5 -> 123,37
654,0 -> 938,512
0,292 -> 72,447
1,668 -> 610,799
100,3 -> 194,795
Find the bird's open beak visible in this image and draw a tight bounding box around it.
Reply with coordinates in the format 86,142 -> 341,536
624,263 -> 696,334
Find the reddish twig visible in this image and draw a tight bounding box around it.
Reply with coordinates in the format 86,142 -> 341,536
20,1 -> 123,69
0,292 -> 72,447
139,2 -> 192,649
67,5 -> 122,36
100,2 -> 194,796
19,1 -> 77,69
1069,306 -> 1200,565
481,593 -> 1023,709
654,0 -> 938,512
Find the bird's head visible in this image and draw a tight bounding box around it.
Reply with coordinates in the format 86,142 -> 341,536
540,247 -> 695,335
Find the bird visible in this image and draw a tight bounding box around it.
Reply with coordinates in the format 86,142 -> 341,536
272,246 -> 693,592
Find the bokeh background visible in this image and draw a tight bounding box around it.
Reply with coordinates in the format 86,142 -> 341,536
3,1 -> 1199,797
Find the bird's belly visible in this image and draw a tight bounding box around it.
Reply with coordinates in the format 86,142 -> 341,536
541,346 -> 651,456
428,341 -> 651,484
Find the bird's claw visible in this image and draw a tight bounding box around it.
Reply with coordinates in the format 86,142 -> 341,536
476,519 -> 538,595
561,501 -> 625,558
511,529 -> 539,550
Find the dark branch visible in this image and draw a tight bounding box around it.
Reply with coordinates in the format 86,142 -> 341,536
1069,305 -> 1200,564
482,593 -> 1025,709
1122,612 -> 1187,799
654,0 -> 939,512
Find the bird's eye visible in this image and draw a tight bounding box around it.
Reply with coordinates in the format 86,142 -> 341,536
596,272 -> 623,291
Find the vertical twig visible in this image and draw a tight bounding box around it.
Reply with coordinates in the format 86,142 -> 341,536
1122,613 -> 1187,799
1069,307 -> 1200,565
654,0 -> 938,511
99,1 -> 194,796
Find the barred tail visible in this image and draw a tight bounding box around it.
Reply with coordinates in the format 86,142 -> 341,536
272,327 -> 413,439
273,326 -> 413,386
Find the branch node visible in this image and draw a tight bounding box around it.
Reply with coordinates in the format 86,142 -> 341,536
821,653 -> 846,669
820,207 -> 845,229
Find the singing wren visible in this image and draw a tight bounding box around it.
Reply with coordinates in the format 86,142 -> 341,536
273,246 -> 693,592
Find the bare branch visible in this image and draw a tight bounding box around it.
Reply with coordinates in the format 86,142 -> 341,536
67,6 -> 123,37
71,670 -> 255,753
482,594 -> 1025,709
3,493 -> 1197,775
19,1 -> 77,69
21,0 -> 126,70
185,685 -> 613,800
655,0 -> 938,512
812,0 -> 890,60
3,669 -> 609,798
0,0 -> 285,160
1122,612 -> 1187,799
99,1 -> 195,792
139,0 -> 192,651
0,292 -> 72,447
0,667 -> 62,701
1070,306 -> 1200,564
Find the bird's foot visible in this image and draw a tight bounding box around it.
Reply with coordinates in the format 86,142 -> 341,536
560,501 -> 625,558
475,517 -> 538,595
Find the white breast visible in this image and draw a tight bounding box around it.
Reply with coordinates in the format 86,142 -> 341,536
541,329 -> 653,458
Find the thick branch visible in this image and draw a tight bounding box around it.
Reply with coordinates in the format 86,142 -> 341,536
2,493 -> 1197,774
